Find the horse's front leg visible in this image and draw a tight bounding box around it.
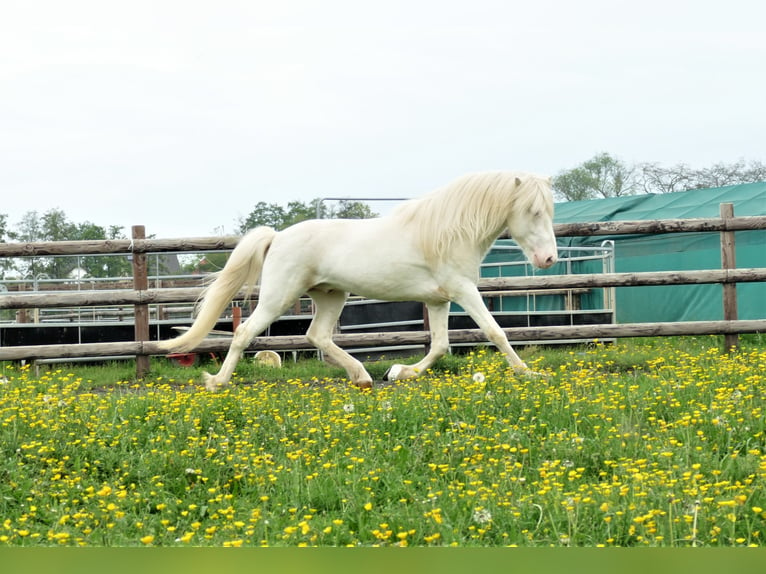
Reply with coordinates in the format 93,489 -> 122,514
451,287 -> 542,376
384,302 -> 450,381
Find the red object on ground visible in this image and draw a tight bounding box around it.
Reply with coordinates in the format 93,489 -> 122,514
167,353 -> 197,367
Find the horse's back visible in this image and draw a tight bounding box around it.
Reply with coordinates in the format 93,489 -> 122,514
273,217 -> 405,257
261,216 -> 448,302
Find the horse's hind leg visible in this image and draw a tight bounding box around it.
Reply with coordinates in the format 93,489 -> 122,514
203,289 -> 299,391
384,301 -> 450,381
306,290 -> 374,388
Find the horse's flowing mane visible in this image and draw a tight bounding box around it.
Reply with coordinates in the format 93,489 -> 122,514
392,171 -> 551,262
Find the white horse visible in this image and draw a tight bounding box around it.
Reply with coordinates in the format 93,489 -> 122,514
157,171 -> 558,390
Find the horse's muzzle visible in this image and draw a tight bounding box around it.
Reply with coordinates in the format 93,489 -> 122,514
533,253 -> 558,269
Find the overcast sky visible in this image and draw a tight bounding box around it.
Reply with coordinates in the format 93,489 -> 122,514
2,0 -> 764,238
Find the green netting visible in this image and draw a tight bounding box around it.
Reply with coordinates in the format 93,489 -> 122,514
476,240 -> 610,314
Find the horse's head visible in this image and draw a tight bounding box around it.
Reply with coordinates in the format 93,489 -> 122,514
506,175 -> 558,269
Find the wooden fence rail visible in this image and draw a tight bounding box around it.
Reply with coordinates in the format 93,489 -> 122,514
549,215 -> 766,236
0,236 -> 240,257
2,268 -> 766,310
1,209 -> 765,374
1,215 -> 765,257
2,320 -> 765,362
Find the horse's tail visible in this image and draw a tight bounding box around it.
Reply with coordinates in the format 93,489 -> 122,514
156,226 -> 277,353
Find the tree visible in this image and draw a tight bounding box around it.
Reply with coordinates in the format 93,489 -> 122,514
75,223 -> 132,278
238,201 -> 287,231
636,158 -> 766,194
330,200 -> 378,219
10,210 -> 43,242
5,210 -> 129,280
635,162 -> 696,194
41,209 -> 78,278
238,198 -> 377,233
553,153 -> 635,201
181,252 -> 231,275
555,155 -> 766,201
691,159 -> 766,189
284,199 -> 326,228
551,167 -> 599,202
9,211 -> 47,279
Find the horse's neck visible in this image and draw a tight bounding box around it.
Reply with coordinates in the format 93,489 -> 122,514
474,231 -> 505,263
466,214 -> 508,256
440,223 -> 505,272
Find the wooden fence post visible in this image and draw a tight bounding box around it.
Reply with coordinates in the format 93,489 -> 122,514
232,304 -> 242,332
132,226 -> 151,378
720,203 -> 739,352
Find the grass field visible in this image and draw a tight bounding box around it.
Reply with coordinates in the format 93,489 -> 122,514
1,336 -> 765,546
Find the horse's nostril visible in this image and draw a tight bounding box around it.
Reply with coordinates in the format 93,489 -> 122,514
545,256 -> 555,266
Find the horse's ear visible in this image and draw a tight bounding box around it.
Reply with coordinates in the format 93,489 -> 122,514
515,177 -> 522,186
546,176 -> 553,184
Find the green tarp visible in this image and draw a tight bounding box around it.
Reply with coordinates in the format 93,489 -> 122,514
550,182 -> 766,323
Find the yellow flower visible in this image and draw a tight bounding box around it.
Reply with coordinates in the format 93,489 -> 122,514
364,502 -> 373,511
140,535 -> 155,545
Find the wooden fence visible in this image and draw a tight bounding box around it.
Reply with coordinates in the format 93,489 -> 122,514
1,207 -> 765,378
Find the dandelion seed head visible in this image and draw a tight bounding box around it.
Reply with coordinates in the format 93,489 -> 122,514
472,508 -> 492,524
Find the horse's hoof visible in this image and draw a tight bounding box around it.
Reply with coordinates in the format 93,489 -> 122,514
516,368 -> 548,379
383,364 -> 402,381
202,372 -> 227,392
